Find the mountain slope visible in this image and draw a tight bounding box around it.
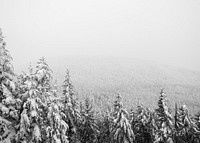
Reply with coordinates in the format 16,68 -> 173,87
15,56 -> 200,113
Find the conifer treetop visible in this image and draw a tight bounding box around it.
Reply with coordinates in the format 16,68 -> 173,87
114,94 -> 123,112
0,29 -> 14,79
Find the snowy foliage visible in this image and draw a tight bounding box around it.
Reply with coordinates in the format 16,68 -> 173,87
0,29 -> 20,143
78,98 -> 99,143
0,29 -> 19,121
111,95 -> 134,143
96,112 -> 112,143
61,70 -> 80,142
46,101 -> 69,143
131,106 -> 156,143
154,89 -> 173,143
174,104 -> 200,143
16,70 -> 43,143
35,57 -> 52,93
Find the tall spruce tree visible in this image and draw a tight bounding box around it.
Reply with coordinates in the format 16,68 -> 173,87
111,95 -> 134,143
131,105 -> 156,143
17,58 -> 54,143
194,111 -> 200,131
154,89 -> 173,143
35,57 -> 53,141
193,112 -> 200,143
0,28 -> 19,121
78,98 -> 98,143
16,67 -> 43,143
61,70 -> 80,143
46,100 -> 69,143
96,111 -> 112,143
0,29 -> 21,143
35,57 -> 52,95
174,105 -> 200,143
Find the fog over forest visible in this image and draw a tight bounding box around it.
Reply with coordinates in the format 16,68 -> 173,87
0,0 -> 200,72
1,0 -> 200,143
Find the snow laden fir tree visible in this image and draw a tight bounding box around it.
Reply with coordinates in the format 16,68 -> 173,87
0,28 -> 20,143
111,95 -> 134,143
131,105 -> 156,143
174,104 -> 200,143
61,70 -> 80,143
1,28 -> 200,143
78,98 -> 98,143
16,66 -> 44,143
154,89 -> 173,143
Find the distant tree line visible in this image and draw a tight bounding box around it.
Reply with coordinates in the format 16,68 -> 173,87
1,29 -> 200,143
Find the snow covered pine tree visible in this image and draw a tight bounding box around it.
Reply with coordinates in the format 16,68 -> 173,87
131,105 -> 156,143
78,98 -> 98,143
35,57 -> 53,101
61,70 -> 80,143
45,80 -> 69,143
0,28 -> 21,143
175,104 -> 200,143
46,99 -> 69,143
154,89 -> 173,143
16,66 -> 44,143
111,95 -> 134,143
96,112 -> 112,143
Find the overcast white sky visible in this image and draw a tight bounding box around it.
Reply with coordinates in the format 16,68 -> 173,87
0,0 -> 200,71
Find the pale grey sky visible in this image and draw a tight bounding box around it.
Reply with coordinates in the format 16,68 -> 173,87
0,0 -> 200,71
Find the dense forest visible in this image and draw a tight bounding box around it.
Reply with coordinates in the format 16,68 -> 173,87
1,29 -> 200,143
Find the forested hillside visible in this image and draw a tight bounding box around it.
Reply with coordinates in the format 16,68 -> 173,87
50,56 -> 200,113
1,29 -> 200,143
15,55 -> 200,114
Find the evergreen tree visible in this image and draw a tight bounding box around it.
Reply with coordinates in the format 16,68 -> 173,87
16,67 -> 43,143
131,105 -> 156,143
62,70 -> 74,99
35,57 -> 53,141
61,70 -> 80,142
193,112 -> 200,143
78,98 -> 98,143
0,28 -> 19,121
96,111 -> 112,143
194,111 -> 200,131
111,95 -> 134,143
46,100 -> 69,143
0,29 -> 21,142
174,105 -> 200,143
154,89 -> 173,143
35,57 -> 52,95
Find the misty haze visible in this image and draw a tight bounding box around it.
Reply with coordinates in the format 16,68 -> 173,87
0,0 -> 200,143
